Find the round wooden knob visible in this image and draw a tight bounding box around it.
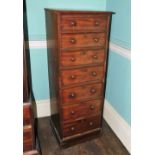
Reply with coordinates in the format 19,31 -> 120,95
90,88 -> 96,93
93,38 -> 99,42
70,21 -> 77,26
70,127 -> 75,131
69,92 -> 76,98
70,38 -> 76,44
92,55 -> 98,59
70,57 -> 76,62
90,105 -> 95,110
92,71 -> 97,76
89,122 -> 93,126
70,110 -> 75,115
70,75 -> 76,79
95,21 -> 100,26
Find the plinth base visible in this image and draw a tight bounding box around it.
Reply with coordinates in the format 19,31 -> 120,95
50,114 -> 103,148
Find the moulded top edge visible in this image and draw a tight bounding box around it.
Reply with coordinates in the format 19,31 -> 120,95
45,8 -> 114,14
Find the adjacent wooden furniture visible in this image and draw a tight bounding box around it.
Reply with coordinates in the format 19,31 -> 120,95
23,103 -> 36,153
23,42 -> 40,154
45,9 -> 112,146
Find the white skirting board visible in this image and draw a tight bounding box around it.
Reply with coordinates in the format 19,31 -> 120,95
35,98 -> 130,153
109,42 -> 131,60
35,98 -> 57,118
103,99 -> 131,153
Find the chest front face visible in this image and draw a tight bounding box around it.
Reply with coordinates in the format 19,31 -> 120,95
46,10 -> 112,145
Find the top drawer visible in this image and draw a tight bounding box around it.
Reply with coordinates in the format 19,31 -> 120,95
60,15 -> 108,33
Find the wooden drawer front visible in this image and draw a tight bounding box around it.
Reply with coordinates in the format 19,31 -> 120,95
60,49 -> 105,67
62,115 -> 101,137
61,66 -> 104,86
61,33 -> 106,49
23,105 -> 31,126
61,99 -> 101,121
23,127 -> 33,152
62,83 -> 102,103
61,15 -> 108,33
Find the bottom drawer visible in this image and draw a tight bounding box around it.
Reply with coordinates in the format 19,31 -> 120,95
62,115 -> 101,137
23,126 -> 33,152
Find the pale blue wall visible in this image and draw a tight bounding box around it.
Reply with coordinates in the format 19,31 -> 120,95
106,0 -> 131,49
105,52 -> 131,124
29,49 -> 50,100
106,0 -> 131,124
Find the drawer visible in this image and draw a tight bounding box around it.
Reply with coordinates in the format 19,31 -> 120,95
62,115 -> 101,137
61,33 -> 106,49
61,99 -> 102,121
61,83 -> 102,103
61,66 -> 104,86
60,49 -> 105,67
23,104 -> 31,126
23,126 -> 33,152
61,15 -> 108,33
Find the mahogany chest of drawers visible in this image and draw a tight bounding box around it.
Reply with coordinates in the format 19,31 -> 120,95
45,9 -> 112,146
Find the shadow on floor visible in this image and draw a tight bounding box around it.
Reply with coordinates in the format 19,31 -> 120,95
37,117 -> 130,155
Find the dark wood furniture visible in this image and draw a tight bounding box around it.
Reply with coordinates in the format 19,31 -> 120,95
23,42 -> 40,154
45,9 -> 112,146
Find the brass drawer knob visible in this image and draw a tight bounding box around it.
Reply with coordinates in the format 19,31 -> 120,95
70,57 -> 76,62
70,38 -> 76,44
90,88 -> 96,93
92,55 -> 98,59
70,75 -> 76,79
69,92 -> 76,98
70,110 -> 75,115
90,105 -> 95,110
95,21 -> 100,26
70,127 -> 75,131
91,71 -> 97,76
89,122 -> 93,126
70,21 -> 77,27
93,38 -> 99,42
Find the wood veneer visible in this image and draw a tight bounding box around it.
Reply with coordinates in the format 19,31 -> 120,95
45,9 -> 112,146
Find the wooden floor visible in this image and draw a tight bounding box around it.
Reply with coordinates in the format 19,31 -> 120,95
37,117 -> 130,155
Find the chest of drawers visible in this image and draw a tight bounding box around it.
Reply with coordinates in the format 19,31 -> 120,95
45,9 -> 112,146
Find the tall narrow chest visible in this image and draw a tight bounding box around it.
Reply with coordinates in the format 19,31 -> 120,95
45,9 -> 112,146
